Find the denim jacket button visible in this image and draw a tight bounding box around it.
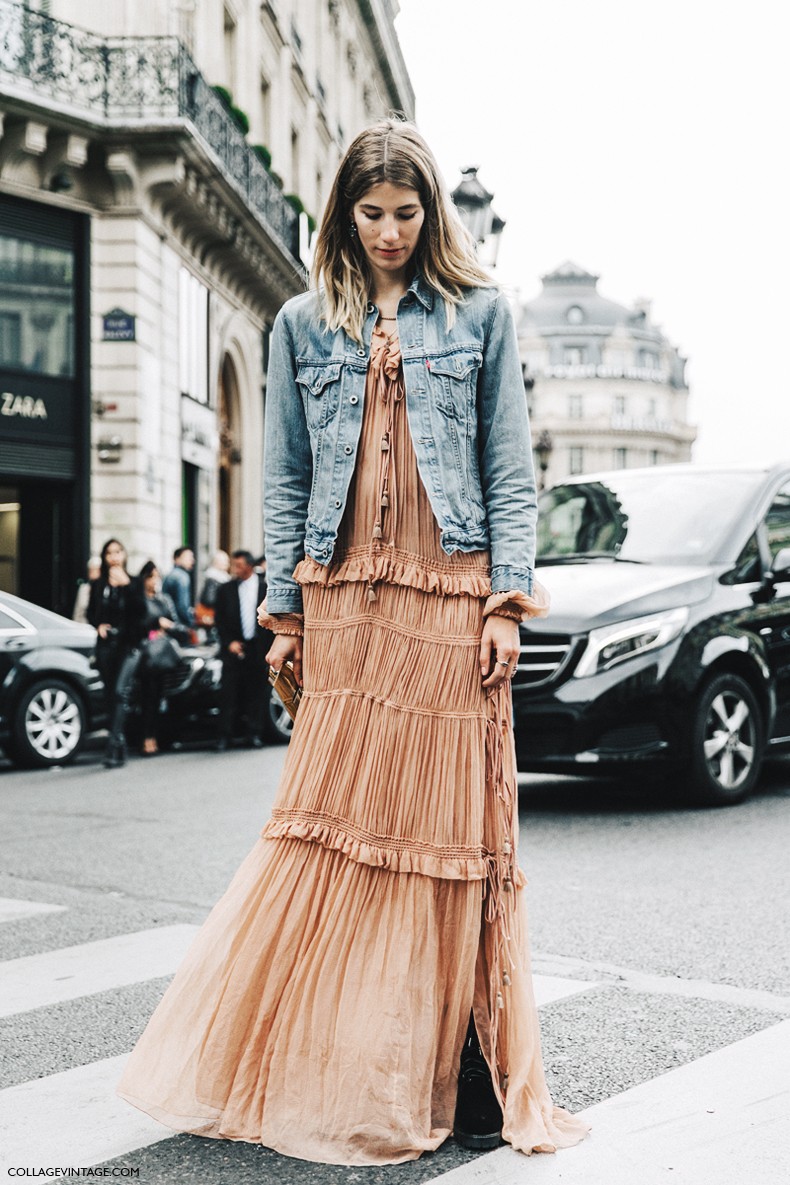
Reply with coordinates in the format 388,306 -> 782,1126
356,347 -> 366,357
334,499 -> 342,508
366,302 -> 375,313
344,445 -> 353,454
349,395 -> 359,404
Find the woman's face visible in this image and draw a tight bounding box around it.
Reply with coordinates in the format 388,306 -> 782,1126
105,542 -> 126,568
351,182 -> 425,285
144,570 -> 160,597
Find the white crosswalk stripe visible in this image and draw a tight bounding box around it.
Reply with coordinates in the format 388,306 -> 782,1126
0,925 -> 200,1018
0,1055 -> 167,1174
0,897 -> 67,925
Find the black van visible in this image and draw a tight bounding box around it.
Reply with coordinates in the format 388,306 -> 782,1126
513,464 -> 790,805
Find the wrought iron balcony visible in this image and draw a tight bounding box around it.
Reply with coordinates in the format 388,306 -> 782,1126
0,0 -> 299,262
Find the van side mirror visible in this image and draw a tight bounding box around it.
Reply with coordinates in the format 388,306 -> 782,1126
769,547 -> 790,582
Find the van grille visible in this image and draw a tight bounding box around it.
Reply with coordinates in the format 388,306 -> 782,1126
513,631 -> 574,689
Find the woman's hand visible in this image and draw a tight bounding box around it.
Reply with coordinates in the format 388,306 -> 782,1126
480,615 -> 520,688
266,634 -> 303,687
97,623 -> 111,640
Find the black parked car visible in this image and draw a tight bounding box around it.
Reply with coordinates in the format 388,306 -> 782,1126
513,464 -> 790,805
0,592 -> 105,768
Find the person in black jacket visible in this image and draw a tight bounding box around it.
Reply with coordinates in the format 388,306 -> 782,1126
213,550 -> 272,750
87,538 -> 146,768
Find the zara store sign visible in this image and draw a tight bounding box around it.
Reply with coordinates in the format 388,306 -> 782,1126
1,391 -> 48,419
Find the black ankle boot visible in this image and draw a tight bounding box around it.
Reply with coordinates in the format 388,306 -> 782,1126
103,736 -> 127,768
453,1013 -> 503,1150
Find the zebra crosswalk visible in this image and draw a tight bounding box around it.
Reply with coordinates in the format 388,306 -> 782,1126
0,895 -> 786,1184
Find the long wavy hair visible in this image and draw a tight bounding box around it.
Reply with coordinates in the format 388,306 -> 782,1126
312,118 -> 494,342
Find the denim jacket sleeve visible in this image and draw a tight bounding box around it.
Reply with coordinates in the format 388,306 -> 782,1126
263,306 -> 312,613
477,292 -> 537,596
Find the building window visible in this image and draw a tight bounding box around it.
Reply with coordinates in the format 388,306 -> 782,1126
569,446 -> 584,474
613,447 -> 627,469
640,349 -> 659,368
647,397 -> 657,417
0,234 -> 74,377
568,393 -> 583,420
223,7 -> 237,92
613,394 -> 626,417
564,346 -> 586,366
291,126 -> 300,193
179,268 -> 209,405
650,449 -> 659,465
259,75 -> 271,144
566,305 -> 584,325
0,313 -> 22,367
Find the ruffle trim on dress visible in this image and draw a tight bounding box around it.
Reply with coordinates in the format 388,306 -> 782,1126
261,808 -> 488,881
483,580 -> 551,622
293,548 -> 492,599
257,597 -> 305,636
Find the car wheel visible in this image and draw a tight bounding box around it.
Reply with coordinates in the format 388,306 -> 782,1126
687,673 -> 763,806
13,679 -> 87,768
263,685 -> 294,744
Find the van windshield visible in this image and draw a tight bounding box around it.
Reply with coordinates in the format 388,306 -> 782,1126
537,471 -> 765,565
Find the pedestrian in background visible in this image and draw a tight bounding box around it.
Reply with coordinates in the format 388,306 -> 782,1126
212,549 -> 270,751
137,561 -> 181,757
118,120 -> 589,1163
87,539 -> 144,768
72,555 -> 101,624
162,546 -> 195,629
194,549 -> 230,628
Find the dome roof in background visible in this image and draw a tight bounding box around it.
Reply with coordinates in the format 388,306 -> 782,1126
519,261 -> 663,341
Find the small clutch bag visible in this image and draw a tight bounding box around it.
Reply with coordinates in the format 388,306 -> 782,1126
268,661 -> 302,721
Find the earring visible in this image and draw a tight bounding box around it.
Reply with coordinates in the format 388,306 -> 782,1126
349,220 -> 358,237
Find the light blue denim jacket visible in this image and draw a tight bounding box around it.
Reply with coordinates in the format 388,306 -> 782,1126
263,274 -> 537,614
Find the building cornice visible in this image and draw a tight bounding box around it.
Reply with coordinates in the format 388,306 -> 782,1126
355,0 -> 415,116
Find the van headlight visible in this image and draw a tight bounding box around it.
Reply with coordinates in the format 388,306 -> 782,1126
574,607 -> 688,678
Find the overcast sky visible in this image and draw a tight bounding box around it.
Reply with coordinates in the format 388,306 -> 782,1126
394,0 -> 790,467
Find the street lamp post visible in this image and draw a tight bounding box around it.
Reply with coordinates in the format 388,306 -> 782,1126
451,167 -> 505,268
535,430 -> 553,491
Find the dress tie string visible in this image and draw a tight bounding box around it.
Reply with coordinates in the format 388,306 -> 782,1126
366,328 -> 404,602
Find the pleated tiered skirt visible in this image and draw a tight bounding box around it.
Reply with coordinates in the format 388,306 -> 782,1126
116,326 -> 589,1163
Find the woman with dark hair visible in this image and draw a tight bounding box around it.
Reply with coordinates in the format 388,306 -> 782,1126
118,120 -> 589,1163
87,538 -> 144,768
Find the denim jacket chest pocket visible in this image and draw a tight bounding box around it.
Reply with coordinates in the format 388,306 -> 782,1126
295,360 -> 343,431
427,350 -> 482,421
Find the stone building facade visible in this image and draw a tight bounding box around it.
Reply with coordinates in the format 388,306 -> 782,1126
519,262 -> 696,489
0,0 -> 413,612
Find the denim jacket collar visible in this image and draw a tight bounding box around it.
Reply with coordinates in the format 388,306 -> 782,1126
405,272 -> 434,311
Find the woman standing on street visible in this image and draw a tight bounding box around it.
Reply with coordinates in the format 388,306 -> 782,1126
87,538 -> 144,769
117,119 -> 590,1163
136,561 -> 182,757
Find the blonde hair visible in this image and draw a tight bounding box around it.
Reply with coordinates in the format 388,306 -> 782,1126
312,118 -> 495,342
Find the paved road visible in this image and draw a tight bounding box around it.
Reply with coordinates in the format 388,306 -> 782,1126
1,742 -> 788,1183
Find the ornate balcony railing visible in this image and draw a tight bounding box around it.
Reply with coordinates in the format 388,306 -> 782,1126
0,0 -> 299,263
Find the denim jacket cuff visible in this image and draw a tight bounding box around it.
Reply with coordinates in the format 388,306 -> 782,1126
489,564 -> 534,596
264,585 -> 304,614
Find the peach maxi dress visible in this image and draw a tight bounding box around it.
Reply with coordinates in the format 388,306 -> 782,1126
117,326 -> 590,1165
